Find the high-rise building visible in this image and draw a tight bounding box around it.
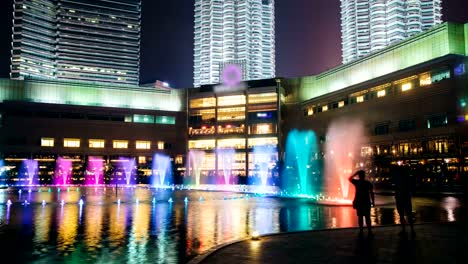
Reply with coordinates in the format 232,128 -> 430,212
193,0 -> 276,87
340,0 -> 442,64
11,0 -> 141,85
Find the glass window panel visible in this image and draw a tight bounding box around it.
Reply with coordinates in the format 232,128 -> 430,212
89,139 -> 105,148
41,137 -> 54,147
218,95 -> 246,106
64,138 -> 80,148
113,140 -> 128,149
133,114 -> 154,124
248,137 -> 278,148
155,116 -> 176,125
217,107 -> 245,121
136,141 -> 151,150
248,93 -> 277,104
217,138 -> 246,149
190,97 -> 216,108
188,140 -> 215,150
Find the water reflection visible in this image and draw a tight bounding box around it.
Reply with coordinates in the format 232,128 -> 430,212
0,188 -> 465,263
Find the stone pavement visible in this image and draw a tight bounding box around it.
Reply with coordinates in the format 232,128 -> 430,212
193,223 -> 468,264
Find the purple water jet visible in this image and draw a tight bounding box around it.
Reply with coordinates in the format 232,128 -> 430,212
21,159 -> 38,186
119,158 -> 136,185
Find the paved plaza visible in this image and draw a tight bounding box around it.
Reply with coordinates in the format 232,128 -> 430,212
194,223 -> 467,264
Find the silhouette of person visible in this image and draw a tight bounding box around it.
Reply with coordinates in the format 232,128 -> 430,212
393,165 -> 415,237
349,170 -> 375,236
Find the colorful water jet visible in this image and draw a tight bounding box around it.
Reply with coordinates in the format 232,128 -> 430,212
252,146 -> 277,186
119,158 -> 136,185
152,154 -> 172,186
217,148 -> 235,184
283,130 -> 319,195
324,118 -> 366,199
85,157 -> 104,185
54,157 -> 72,185
21,159 -> 38,186
187,150 -> 205,186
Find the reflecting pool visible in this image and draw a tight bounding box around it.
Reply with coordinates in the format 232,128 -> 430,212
0,187 -> 465,263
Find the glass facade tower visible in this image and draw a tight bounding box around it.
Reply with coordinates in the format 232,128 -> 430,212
11,0 -> 141,85
193,0 -> 276,87
340,0 -> 442,64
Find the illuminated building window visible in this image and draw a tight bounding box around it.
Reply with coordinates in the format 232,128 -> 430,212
248,137 -> 278,148
155,116 -> 176,125
190,109 -> 215,123
218,107 -> 245,121
356,95 -> 364,103
157,141 -> 165,150
113,140 -> 128,149
41,138 -> 54,147
419,73 -> 432,86
64,138 -> 80,148
133,114 -> 154,124
175,155 -> 183,165
377,90 -> 386,97
217,138 -> 246,149
338,101 -> 345,108
401,83 -> 412,91
138,156 -> 146,164
188,140 -> 215,150
190,97 -> 216,108
322,105 -> 328,112
136,141 -> 151,150
218,95 -> 246,106
250,123 -> 274,134
89,139 -> 105,148
307,107 -> 314,116
427,115 -> 447,128
248,93 -> 277,104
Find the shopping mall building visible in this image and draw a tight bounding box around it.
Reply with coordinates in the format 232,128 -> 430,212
1,22 -> 467,190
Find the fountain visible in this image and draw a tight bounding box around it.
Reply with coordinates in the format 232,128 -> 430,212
324,118 -> 366,200
187,150 -> 205,186
119,158 -> 136,185
54,157 -> 72,185
152,154 -> 172,187
252,146 -> 277,186
217,148 -> 235,185
85,157 -> 104,185
283,130 -> 319,195
21,159 -> 38,186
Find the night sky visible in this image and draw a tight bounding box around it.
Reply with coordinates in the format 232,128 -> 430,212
0,0 -> 467,88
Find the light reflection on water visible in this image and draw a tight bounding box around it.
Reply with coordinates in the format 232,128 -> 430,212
0,187 -> 464,263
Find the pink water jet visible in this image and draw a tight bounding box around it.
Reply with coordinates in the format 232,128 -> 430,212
85,157 -> 104,185
54,157 -> 72,185
324,118 -> 367,200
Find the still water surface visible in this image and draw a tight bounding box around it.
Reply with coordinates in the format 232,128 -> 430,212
0,187 -> 464,263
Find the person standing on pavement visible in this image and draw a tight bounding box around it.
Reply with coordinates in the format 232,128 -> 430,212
393,165 -> 416,237
349,170 -> 375,236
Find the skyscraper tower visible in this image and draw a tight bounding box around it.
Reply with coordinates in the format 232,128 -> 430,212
193,0 -> 276,87
340,0 -> 442,64
11,0 -> 141,85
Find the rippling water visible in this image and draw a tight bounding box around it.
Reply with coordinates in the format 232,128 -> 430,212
0,187 -> 464,263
